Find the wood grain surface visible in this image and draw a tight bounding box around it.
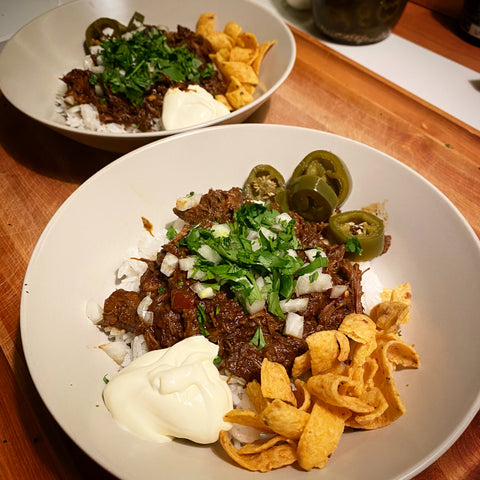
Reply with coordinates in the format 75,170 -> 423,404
0,2 -> 479,479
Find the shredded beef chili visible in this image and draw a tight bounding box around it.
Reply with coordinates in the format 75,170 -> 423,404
100,187 -> 366,382
61,25 -> 227,132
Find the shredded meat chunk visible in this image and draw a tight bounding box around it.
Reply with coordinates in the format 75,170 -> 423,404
99,188 -> 367,382
173,187 -> 245,226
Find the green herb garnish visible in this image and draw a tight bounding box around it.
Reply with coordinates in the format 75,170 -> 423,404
196,303 -> 209,336
95,27 -> 215,106
166,225 -> 177,240
178,202 -> 328,319
345,236 -> 363,256
249,325 -> 266,350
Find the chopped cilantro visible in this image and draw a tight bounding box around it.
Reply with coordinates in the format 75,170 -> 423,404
95,27 -> 215,106
178,202 -> 328,319
166,225 -> 177,240
309,271 -> 319,283
249,325 -> 266,350
89,73 -> 99,85
345,236 -> 363,256
196,303 -> 209,336
158,286 -> 166,294
296,254 -> 328,275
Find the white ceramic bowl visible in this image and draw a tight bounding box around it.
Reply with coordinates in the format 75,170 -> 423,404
21,124 -> 480,480
0,0 -> 295,153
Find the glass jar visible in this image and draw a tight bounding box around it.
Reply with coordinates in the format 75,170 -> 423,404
312,0 -> 408,45
458,0 -> 480,47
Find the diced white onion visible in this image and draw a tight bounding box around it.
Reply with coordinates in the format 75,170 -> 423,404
176,193 -> 201,211
64,95 -> 76,106
198,244 -> 221,264
190,269 -> 207,281
198,287 -> 215,299
84,56 -> 95,70
137,295 -> 153,321
251,239 -> 261,251
246,230 -> 259,241
259,226 -> 276,240
160,252 -> 179,277
190,282 -> 215,299
179,255 -> 196,272
171,217 -> 186,233
211,223 -> 231,238
305,248 -> 326,262
86,299 -> 103,324
272,212 -> 293,232
284,312 -> 304,338
295,270 -> 333,295
280,297 -> 309,313
246,298 -> 265,314
99,341 -> 131,366
90,64 -> 105,74
89,45 -> 102,55
190,282 -> 204,295
107,326 -> 125,337
330,285 -> 348,299
245,276 -> 266,314
255,276 -> 266,290
102,26 -> 115,36
117,257 -> 147,280
143,311 -> 154,324
137,235 -> 165,260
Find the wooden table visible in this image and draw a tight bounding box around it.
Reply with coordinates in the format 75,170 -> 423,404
1,2 -> 479,478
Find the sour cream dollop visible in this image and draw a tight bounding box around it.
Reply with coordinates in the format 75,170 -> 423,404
103,335 -> 233,444
161,85 -> 230,130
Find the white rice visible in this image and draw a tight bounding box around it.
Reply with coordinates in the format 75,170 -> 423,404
55,88 -> 164,133
87,226 -> 167,366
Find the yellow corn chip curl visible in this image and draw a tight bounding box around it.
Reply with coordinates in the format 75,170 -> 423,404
219,285 -> 420,472
260,358 -> 297,406
219,431 -> 297,472
196,13 -> 276,111
297,400 -> 351,471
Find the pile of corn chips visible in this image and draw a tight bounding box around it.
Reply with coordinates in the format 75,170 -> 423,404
196,13 -> 276,111
219,283 -> 420,472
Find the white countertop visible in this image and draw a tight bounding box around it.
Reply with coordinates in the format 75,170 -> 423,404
1,0 -> 479,131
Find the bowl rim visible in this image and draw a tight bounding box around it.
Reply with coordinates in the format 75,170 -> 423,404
0,0 -> 296,140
